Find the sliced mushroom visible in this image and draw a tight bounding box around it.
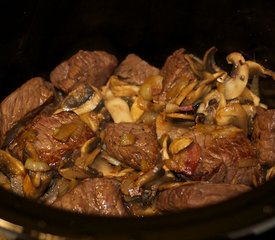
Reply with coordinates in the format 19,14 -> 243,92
169,137 -> 193,155
139,75 -> 163,101
23,172 -> 52,199
174,80 -> 198,105
165,75 -> 190,101
239,87 -> 260,106
0,150 -> 25,178
58,166 -> 99,180
226,52 -> 245,65
40,177 -> 75,205
197,90 -> 226,124
246,60 -> 275,80
109,75 -> 140,97
55,84 -> 102,115
224,62 -> 249,100
202,47 -> 221,73
130,97 -> 144,122
215,103 -> 248,135
121,163 -> 164,197
183,54 -> 204,78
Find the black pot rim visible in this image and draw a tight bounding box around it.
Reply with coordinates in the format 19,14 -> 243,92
1,177 -> 275,239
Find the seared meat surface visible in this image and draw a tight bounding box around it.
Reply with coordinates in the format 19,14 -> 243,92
252,108 -> 275,167
0,77 -> 54,146
165,125 -> 261,186
9,111 -> 94,167
115,54 -> 160,85
160,48 -> 196,95
156,182 -> 251,212
52,178 -> 127,216
50,50 -> 117,93
103,123 -> 160,170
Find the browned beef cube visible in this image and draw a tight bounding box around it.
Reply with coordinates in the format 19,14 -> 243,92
156,182 -> 251,212
8,111 -> 94,167
165,125 -> 261,186
50,50 -> 118,93
0,77 -> 54,146
160,48 -> 196,93
115,54 -> 160,85
103,123 -> 160,170
52,178 -> 127,216
252,107 -> 275,167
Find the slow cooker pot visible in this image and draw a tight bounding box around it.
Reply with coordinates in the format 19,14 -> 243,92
1,0 -> 275,239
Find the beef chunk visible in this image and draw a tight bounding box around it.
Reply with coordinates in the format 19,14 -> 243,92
52,178 -> 127,216
8,111 -> 94,167
50,50 -> 118,93
165,125 -> 261,186
115,54 -> 160,85
252,107 -> 275,167
0,77 -> 54,146
156,182 -> 251,212
160,49 -> 196,94
103,123 -> 160,170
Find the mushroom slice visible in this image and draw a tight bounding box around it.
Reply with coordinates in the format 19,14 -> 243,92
105,97 -> 133,123
239,87 -> 260,106
224,63 -> 249,100
165,113 -> 195,121
56,84 -> 102,115
183,83 -> 211,106
109,75 -> 140,97
75,137 -> 101,169
166,76 -> 190,101
226,52 -> 245,65
215,103 -> 248,135
139,75 -> 163,101
266,166 -> 275,181
0,150 -> 25,178
131,97 -> 144,122
58,166 -> 98,180
169,138 -> 193,155
160,134 -> 170,160
121,163 -> 164,197
174,80 -> 198,105
23,172 -> 52,199
184,54 -> 204,78
79,111 -> 104,132
246,60 -> 275,80
202,47 -> 221,73
197,90 -> 226,124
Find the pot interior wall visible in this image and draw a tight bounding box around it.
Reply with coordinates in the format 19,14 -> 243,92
1,0 -> 275,105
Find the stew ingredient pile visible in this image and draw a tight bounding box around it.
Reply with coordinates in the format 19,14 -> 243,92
0,47 -> 275,216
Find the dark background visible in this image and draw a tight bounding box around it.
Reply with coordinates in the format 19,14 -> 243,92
1,0 -> 275,103
0,1 -> 275,239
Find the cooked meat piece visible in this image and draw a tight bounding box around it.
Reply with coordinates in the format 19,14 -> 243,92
165,125 -> 261,186
50,50 -> 118,93
0,77 -> 54,146
52,178 -> 127,216
160,48 -> 196,94
252,107 -> 275,167
165,142 -> 201,176
115,54 -> 160,85
8,111 -> 94,167
156,182 -> 251,212
103,123 -> 160,170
